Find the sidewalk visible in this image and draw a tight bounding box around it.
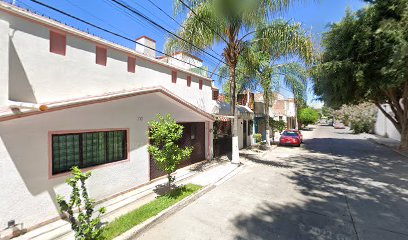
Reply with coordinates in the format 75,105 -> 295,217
13,157 -> 242,240
362,133 -> 408,157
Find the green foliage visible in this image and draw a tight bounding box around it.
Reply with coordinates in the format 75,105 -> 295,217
167,0 -> 304,120
321,106 -> 334,118
102,184 -> 202,240
56,167 -> 106,240
253,133 -> 263,143
334,102 -> 377,134
313,0 -> 408,149
269,119 -> 286,132
147,114 -> 193,186
299,107 -> 319,126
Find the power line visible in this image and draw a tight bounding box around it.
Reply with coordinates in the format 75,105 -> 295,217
146,0 -> 183,29
108,0 -> 225,65
65,0 -> 129,37
27,0 -> 222,79
104,0 -> 220,68
101,0 -> 165,37
129,0 -> 177,32
145,0 -> 222,58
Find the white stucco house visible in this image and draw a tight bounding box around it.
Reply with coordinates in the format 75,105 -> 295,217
0,2 -> 218,237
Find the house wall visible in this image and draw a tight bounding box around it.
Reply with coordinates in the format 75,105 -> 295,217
0,9 -> 214,113
374,105 -> 401,141
0,92 -> 211,230
164,53 -> 203,70
0,19 -> 8,106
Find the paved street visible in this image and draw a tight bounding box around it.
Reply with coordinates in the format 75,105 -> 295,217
138,125 -> 408,240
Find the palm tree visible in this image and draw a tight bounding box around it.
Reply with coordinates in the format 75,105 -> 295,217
278,62 -> 309,129
240,21 -> 313,145
166,0 -> 305,162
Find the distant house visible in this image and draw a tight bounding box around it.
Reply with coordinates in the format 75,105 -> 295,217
212,93 -> 254,156
0,2 -> 218,237
253,92 -> 298,138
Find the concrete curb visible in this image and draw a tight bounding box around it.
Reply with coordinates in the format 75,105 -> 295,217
114,163 -> 243,240
367,138 -> 408,158
114,184 -> 216,240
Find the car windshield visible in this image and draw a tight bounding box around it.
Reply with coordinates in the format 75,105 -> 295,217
283,131 -> 299,136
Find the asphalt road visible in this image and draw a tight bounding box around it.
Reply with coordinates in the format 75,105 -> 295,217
138,125 -> 408,240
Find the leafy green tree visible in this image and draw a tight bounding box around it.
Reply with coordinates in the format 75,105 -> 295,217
321,106 -> 334,119
299,107 -> 319,127
313,0 -> 408,149
56,167 -> 106,240
166,0 -> 305,161
269,119 -> 286,132
148,114 -> 193,188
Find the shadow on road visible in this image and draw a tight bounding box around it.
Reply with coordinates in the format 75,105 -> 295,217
232,137 -> 408,239
241,152 -> 293,169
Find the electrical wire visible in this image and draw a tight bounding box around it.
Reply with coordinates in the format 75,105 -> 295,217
108,0 -> 225,65
144,0 -> 222,58
27,0 -> 223,79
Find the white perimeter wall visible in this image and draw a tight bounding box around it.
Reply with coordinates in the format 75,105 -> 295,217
0,92 -> 211,230
374,105 -> 401,141
0,11 -> 215,113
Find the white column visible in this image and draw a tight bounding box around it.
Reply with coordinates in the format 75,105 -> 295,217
231,116 -> 240,164
0,19 -> 9,108
205,121 -> 214,160
265,129 -> 271,146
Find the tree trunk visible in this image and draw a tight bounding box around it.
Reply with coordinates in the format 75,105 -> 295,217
294,99 -> 299,130
229,63 -> 240,163
376,100 -> 408,151
167,173 -> 172,189
264,90 -> 271,146
400,122 -> 408,151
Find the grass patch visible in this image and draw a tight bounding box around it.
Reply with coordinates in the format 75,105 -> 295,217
102,184 -> 202,239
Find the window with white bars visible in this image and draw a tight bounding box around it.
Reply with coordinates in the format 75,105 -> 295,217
51,130 -> 127,175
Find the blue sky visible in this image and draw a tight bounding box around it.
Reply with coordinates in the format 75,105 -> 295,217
14,0 -> 366,107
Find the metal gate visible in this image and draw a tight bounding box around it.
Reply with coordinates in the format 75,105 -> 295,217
149,122 -> 205,180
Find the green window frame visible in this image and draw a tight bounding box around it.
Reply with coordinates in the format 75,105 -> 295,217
51,130 -> 127,175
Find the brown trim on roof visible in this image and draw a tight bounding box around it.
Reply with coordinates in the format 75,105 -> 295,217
157,52 -> 203,62
0,2 -> 212,83
135,35 -> 156,43
0,87 -> 215,122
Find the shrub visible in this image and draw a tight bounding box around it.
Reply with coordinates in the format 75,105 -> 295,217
299,107 -> 319,126
253,133 -> 262,143
269,119 -> 286,132
148,114 -> 193,188
56,167 -> 106,240
334,102 -> 377,133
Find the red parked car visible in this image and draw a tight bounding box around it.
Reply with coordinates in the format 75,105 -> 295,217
290,129 -> 303,142
279,130 -> 301,147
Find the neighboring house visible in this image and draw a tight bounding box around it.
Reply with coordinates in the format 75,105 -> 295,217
374,104 -> 401,141
285,98 -> 297,129
0,2 -> 217,236
212,93 -> 254,155
254,92 -> 297,138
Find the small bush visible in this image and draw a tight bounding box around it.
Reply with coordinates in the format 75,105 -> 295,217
148,114 -> 193,187
56,167 -> 106,240
334,102 -> 377,133
269,119 -> 286,132
254,133 -> 262,143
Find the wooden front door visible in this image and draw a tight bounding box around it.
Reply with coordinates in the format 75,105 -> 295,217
149,122 -> 205,180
